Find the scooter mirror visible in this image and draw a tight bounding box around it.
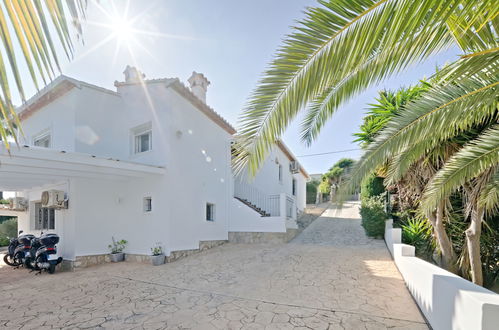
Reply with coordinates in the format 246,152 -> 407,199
18,230 -> 23,234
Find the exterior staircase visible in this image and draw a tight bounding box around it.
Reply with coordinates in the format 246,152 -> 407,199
234,196 -> 270,217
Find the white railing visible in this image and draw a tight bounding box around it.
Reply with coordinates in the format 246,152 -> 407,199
234,180 -> 280,216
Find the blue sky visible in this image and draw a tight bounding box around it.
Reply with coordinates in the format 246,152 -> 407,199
23,0 -> 461,174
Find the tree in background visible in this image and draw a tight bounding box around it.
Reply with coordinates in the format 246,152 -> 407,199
0,0 -> 86,148
0,217 -> 17,246
323,158 -> 355,201
353,76 -> 498,284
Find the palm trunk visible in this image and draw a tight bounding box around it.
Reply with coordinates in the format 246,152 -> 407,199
466,206 -> 484,285
428,200 -> 457,273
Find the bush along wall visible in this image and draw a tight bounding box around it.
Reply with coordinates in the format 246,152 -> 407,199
360,194 -> 388,238
360,174 -> 385,200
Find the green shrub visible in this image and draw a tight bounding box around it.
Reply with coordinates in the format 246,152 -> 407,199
0,236 -> 9,246
306,180 -> 319,204
0,217 -> 17,246
401,217 -> 434,260
360,174 -> 385,200
360,195 -> 387,238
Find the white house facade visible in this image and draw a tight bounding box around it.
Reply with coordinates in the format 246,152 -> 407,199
0,67 -> 309,269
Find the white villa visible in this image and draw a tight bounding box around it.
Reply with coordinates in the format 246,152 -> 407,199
0,66 -> 309,269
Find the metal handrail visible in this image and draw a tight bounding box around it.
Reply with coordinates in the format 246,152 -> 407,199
234,180 -> 280,216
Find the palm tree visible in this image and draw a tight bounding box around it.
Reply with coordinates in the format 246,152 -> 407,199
0,0 -> 86,148
235,0 -> 498,285
235,0 -> 497,173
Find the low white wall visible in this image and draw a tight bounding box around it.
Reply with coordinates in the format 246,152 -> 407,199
230,198 -> 286,233
385,220 -> 499,330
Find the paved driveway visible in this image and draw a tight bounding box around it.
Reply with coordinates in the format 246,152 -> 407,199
0,202 -> 426,329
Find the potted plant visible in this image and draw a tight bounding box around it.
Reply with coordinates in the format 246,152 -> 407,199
108,237 -> 127,262
150,242 -> 165,266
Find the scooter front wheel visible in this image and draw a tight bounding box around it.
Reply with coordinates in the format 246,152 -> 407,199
3,254 -> 19,266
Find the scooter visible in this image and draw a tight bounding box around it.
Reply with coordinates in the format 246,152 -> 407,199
2,230 -> 24,266
12,232 -> 36,268
28,233 -> 63,274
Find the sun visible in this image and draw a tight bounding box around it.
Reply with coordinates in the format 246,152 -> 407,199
110,17 -> 134,42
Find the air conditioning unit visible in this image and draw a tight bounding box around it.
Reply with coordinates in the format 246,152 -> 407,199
289,161 -> 300,174
41,190 -> 66,209
10,197 -> 28,211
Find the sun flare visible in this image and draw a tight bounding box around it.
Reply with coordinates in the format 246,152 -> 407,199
110,17 -> 134,42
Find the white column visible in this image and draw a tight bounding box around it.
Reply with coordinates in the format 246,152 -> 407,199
279,193 -> 286,219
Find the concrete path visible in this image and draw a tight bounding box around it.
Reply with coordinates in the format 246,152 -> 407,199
0,202 -> 426,329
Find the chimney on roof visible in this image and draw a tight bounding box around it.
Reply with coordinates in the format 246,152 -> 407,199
123,65 -> 145,83
188,71 -> 210,103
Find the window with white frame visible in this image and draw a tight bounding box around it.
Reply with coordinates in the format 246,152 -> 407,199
143,197 -> 152,213
206,203 -> 215,221
278,164 -> 283,183
292,178 -> 297,196
33,131 -> 51,148
34,202 -> 55,230
132,123 -> 152,154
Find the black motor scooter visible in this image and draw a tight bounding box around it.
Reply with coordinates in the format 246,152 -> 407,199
12,232 -> 36,268
3,230 -> 24,266
28,233 -> 63,274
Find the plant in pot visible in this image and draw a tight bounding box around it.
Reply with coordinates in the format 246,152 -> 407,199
150,242 -> 165,266
108,237 -> 127,262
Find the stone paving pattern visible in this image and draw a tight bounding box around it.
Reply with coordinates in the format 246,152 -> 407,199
0,202 -> 427,329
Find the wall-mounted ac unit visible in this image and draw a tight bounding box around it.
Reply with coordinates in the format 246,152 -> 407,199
289,161 -> 300,174
41,190 -> 66,209
10,197 -> 28,211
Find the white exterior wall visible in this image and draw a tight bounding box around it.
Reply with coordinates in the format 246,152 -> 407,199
229,199 -> 286,232
15,78 -> 232,257
20,92 -> 77,151
11,74 -> 308,258
294,172 -> 307,211
15,182 -> 74,261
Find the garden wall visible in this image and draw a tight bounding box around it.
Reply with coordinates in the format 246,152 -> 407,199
384,220 -> 499,330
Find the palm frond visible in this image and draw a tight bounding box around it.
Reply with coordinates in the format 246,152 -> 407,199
346,50 -> 498,195
235,0 -> 498,175
421,125 -> 499,213
0,0 -> 86,148
478,169 -> 499,213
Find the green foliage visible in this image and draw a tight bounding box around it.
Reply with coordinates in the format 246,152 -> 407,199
108,237 -> 127,254
360,195 -> 388,238
306,180 -> 320,204
151,243 -> 163,256
401,217 -> 434,260
361,174 -> 385,200
0,218 -> 17,246
0,199 -> 10,205
353,83 -> 431,148
334,158 -> 355,169
318,180 -> 331,194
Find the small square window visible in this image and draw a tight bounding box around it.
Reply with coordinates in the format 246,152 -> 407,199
34,133 -> 51,148
143,197 -> 152,213
131,123 -> 152,154
34,202 -> 55,230
206,203 -> 215,222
